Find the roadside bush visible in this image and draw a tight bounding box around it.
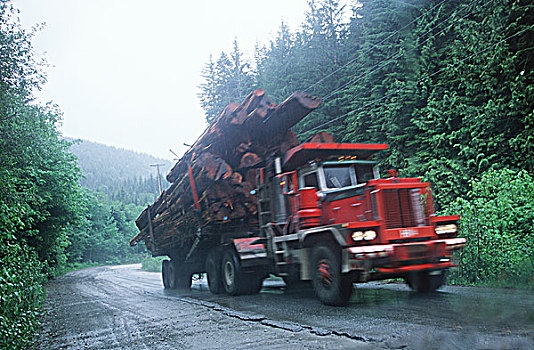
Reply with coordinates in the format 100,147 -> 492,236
0,173 -> 46,348
141,256 -> 165,273
0,239 -> 45,348
447,169 -> 534,287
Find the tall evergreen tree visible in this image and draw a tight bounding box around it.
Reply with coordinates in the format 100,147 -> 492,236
295,0 -> 351,140
409,0 -> 534,205
197,0 -> 533,209
198,39 -> 255,123
255,21 -> 299,103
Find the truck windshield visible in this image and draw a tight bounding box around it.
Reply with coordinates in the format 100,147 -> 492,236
324,166 -> 353,189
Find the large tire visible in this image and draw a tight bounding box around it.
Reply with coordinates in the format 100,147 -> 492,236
175,264 -> 192,290
206,253 -> 224,294
166,259 -> 178,289
406,270 -> 447,293
222,250 -> 244,295
311,245 -> 353,306
162,259 -> 172,289
241,273 -> 264,295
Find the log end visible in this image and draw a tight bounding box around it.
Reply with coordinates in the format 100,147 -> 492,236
310,131 -> 335,143
291,91 -> 322,110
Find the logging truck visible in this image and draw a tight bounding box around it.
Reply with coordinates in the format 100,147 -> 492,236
131,90 -> 465,305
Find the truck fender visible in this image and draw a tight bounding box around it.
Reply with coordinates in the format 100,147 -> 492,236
299,227 -> 345,248
298,227 -> 345,280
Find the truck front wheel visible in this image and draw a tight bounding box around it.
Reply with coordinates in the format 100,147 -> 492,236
222,250 -> 243,295
311,245 -> 353,306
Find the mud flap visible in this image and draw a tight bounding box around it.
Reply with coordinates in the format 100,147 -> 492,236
232,237 -> 268,268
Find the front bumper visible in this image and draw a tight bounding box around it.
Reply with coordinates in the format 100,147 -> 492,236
342,237 -> 466,278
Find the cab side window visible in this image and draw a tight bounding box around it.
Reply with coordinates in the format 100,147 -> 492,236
302,172 -> 319,189
355,164 -> 375,183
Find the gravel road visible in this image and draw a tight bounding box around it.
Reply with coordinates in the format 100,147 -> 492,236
36,265 -> 533,349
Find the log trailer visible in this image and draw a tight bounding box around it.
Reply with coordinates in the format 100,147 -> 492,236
131,90 -> 465,305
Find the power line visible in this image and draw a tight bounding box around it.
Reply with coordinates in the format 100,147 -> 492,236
319,52 -> 402,102
299,24 -> 534,136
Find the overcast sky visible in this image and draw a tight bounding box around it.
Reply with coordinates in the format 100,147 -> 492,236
15,0 -> 311,160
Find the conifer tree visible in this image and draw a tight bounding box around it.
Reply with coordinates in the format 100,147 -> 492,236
198,39 -> 255,123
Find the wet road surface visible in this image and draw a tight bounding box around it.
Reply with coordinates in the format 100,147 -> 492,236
38,264 -> 533,349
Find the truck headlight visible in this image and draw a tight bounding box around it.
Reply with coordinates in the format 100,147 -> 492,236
352,231 -> 364,241
435,224 -> 457,235
363,230 -> 377,240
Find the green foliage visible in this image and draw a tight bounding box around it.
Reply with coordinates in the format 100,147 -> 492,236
0,2 -> 152,347
447,169 -> 534,287
199,39 -> 257,123
1,87 -> 83,278
198,0 -> 533,286
67,189 -> 147,265
0,2 -> 86,346
141,256 -> 165,273
0,240 -> 45,348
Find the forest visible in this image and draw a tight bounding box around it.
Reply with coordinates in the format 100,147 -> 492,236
0,0 -> 533,348
70,140 -> 172,205
0,3 -> 165,345
198,0 -> 533,286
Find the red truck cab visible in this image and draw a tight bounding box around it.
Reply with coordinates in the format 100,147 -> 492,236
252,142 -> 465,305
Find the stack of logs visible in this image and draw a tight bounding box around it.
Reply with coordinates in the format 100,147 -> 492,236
130,89 -> 321,252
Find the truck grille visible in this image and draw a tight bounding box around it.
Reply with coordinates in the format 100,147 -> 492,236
382,189 -> 426,229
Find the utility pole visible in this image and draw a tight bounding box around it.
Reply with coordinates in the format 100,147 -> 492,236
150,163 -> 165,194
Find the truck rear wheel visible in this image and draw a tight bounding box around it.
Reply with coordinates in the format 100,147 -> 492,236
206,253 -> 224,294
222,250 -> 244,295
175,265 -> 192,290
311,245 -> 353,306
241,274 -> 264,295
406,270 -> 447,293
162,259 -> 173,289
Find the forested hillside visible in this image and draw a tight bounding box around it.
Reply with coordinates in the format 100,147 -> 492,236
1,0 -> 533,347
199,0 -> 533,286
70,140 -> 172,205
